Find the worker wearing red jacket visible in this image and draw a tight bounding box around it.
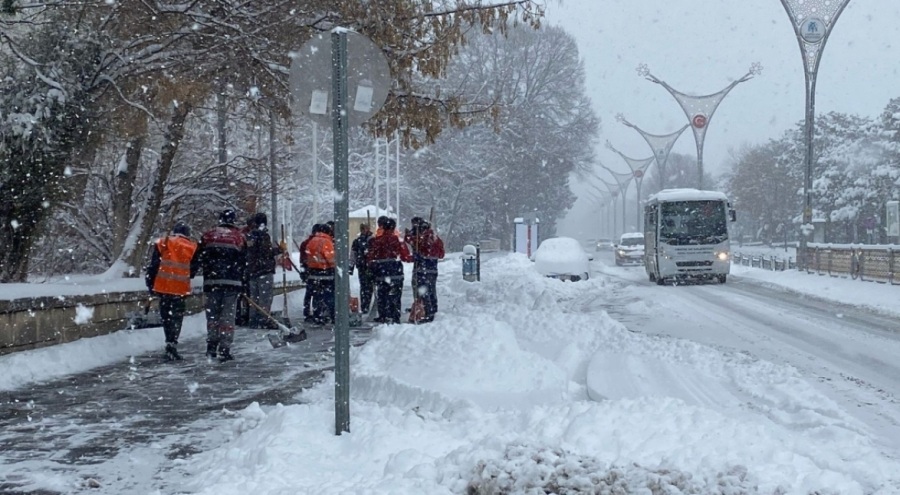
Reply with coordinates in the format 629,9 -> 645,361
366,216 -> 413,324
406,216 -> 445,322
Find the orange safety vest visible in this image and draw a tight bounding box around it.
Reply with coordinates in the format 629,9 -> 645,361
153,235 -> 198,296
305,232 -> 335,270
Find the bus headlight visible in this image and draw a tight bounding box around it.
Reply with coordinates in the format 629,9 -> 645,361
716,251 -> 729,261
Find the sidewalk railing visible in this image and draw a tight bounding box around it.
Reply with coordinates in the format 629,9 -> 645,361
733,252 -> 796,272
735,243 -> 900,285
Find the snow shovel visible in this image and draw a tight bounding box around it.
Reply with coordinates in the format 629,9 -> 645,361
241,294 -> 307,348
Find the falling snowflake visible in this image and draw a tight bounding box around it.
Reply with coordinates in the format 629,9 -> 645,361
73,304 -> 94,325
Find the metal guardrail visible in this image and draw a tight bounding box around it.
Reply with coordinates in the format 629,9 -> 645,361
733,252 -> 796,272
735,244 -> 900,284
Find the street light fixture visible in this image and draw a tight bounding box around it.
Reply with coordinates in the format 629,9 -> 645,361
606,140 -> 655,229
638,63 -> 761,189
778,0 -> 851,269
616,114 -> 688,190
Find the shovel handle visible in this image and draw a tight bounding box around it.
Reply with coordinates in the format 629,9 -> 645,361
241,293 -> 283,327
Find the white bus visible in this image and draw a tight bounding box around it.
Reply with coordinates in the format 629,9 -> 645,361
643,189 -> 736,285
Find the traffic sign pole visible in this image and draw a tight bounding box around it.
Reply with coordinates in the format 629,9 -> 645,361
291,29 -> 391,436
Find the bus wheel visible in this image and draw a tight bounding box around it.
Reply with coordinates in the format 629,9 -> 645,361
656,277 -> 666,286
718,274 -> 727,284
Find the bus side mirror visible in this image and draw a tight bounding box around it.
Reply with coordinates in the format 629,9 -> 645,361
729,209 -> 737,222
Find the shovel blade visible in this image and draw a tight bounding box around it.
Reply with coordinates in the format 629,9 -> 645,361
283,329 -> 308,343
267,332 -> 287,348
266,328 -> 307,348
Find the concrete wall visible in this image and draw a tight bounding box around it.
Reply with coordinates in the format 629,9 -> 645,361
0,281 -> 304,356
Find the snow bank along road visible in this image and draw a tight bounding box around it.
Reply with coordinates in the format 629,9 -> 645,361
595,254 -> 900,454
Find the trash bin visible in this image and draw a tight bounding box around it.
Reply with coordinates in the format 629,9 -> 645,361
462,244 -> 479,282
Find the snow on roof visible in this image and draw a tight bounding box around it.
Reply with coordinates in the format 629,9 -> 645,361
621,232 -> 644,239
648,188 -> 729,202
349,205 -> 395,219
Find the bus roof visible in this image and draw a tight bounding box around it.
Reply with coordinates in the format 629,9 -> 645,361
646,188 -> 729,203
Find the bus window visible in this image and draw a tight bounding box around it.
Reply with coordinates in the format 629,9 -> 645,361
660,201 -> 727,245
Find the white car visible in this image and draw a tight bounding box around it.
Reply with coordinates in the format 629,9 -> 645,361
532,236 -> 592,281
595,238 -> 614,252
615,232 -> 645,266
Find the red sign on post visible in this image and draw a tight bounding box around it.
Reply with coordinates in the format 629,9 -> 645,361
692,114 -> 708,129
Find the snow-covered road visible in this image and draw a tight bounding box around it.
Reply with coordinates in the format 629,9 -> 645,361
594,253 -> 900,453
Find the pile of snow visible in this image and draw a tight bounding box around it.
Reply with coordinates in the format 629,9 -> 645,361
174,253 -> 899,494
3,251 -> 899,493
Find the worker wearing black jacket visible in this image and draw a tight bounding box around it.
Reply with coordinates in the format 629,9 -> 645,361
349,223 -> 375,314
192,209 -> 246,362
245,212 -> 282,329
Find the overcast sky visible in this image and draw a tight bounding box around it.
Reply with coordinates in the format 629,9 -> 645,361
549,0 -> 900,238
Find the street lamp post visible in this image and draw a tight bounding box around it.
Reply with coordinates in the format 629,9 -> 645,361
606,141 -> 655,229
638,63 -> 761,189
585,182 -> 611,237
778,0 -> 851,269
594,177 -> 619,238
616,114 -> 688,191
600,164 -> 635,234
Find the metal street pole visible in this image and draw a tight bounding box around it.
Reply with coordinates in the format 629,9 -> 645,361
600,164 -> 634,234
585,183 -> 611,238
606,141 -> 655,230
638,63 -> 760,189
616,114 -> 688,191
594,176 -> 618,238
330,31 -> 351,434
290,29 -> 391,435
778,0 -> 851,270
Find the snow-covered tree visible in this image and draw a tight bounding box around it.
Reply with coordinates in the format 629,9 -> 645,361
2,0 -> 547,277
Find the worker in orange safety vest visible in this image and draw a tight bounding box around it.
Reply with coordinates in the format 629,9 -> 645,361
145,222 -> 199,361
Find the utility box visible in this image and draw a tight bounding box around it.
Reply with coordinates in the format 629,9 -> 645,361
887,201 -> 899,241
462,244 -> 479,282
812,218 -> 826,243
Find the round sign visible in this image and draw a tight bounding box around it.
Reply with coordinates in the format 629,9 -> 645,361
691,114 -> 708,129
633,169 -> 644,178
800,16 -> 826,44
290,32 -> 392,128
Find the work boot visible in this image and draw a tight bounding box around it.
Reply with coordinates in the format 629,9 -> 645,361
205,342 -> 218,359
218,347 -> 234,362
164,343 -> 182,361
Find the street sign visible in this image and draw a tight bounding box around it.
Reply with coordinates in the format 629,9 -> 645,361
633,169 -> 644,178
290,32 -> 391,128
800,16 -> 826,44
691,113 -> 708,129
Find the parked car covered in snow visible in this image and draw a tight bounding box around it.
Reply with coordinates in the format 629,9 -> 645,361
532,236 -> 592,281
615,232 -> 645,266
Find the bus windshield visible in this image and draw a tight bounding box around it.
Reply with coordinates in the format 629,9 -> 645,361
659,200 -> 727,246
